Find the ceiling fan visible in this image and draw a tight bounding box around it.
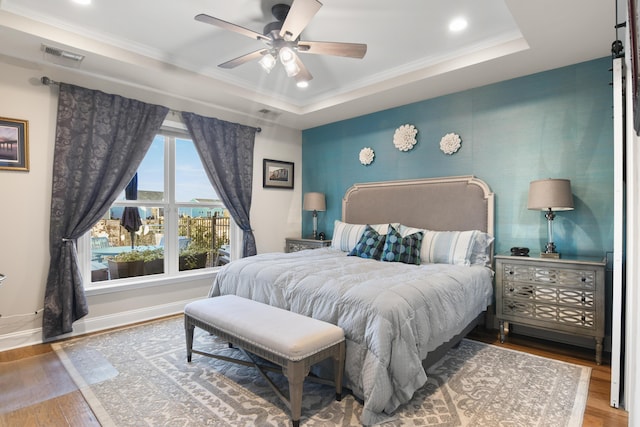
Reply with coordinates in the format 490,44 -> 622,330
195,0 -> 367,87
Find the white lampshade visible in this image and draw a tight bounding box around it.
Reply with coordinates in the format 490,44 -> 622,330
527,179 -> 574,211
303,192 -> 326,212
259,53 -> 276,73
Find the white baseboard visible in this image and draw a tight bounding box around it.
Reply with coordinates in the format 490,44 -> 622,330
0,297 -> 203,352
0,326 -> 43,353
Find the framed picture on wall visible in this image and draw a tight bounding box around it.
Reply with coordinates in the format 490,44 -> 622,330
0,117 -> 29,172
263,159 -> 294,189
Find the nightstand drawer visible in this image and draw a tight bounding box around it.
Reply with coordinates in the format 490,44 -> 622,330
500,281 -> 596,307
501,298 -> 597,330
501,263 -> 597,288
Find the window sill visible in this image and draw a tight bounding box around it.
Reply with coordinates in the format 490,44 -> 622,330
85,268 -> 219,297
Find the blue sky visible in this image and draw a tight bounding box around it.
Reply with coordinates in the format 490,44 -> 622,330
0,125 -> 17,142
124,136 -> 217,202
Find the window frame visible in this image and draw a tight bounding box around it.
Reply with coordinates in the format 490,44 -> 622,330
79,121 -> 239,294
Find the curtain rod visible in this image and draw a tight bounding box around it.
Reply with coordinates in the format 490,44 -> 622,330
41,76 -> 59,86
40,76 -> 261,133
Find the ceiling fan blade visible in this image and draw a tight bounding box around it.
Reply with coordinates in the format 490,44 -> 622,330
195,14 -> 270,42
298,41 -> 367,59
219,49 -> 268,69
279,0 -> 322,41
294,55 -> 313,83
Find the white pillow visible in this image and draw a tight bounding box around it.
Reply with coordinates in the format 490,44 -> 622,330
331,220 -> 395,252
468,231 -> 495,267
399,225 -> 493,266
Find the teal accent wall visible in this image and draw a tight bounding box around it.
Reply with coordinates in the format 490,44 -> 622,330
302,57 -> 613,258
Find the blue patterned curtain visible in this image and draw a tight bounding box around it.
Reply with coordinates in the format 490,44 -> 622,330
44,83 -> 168,339
182,112 -> 257,257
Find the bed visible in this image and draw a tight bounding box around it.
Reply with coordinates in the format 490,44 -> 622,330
209,175 -> 495,425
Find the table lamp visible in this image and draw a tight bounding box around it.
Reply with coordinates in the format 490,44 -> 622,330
303,192 -> 326,239
527,178 -> 574,258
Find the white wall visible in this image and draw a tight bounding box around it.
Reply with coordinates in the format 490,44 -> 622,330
252,124 -> 304,254
626,113 -> 640,422
0,58 -> 302,352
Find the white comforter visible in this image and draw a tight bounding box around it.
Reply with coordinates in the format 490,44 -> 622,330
209,247 -> 493,425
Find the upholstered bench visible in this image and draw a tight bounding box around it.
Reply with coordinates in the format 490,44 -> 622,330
184,295 -> 346,427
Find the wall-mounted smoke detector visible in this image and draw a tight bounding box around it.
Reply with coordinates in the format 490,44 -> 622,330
41,44 -> 85,67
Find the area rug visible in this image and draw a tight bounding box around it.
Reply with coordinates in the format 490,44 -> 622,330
52,316 -> 591,426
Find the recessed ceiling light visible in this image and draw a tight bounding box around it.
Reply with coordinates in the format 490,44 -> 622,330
296,80 -> 309,89
72,0 -> 91,5
449,17 -> 468,32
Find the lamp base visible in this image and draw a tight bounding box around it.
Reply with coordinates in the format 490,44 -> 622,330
539,241 -> 559,258
540,252 -> 560,259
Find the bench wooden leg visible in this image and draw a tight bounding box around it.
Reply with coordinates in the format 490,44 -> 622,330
185,317 -> 195,363
334,341 -> 346,401
284,360 -> 307,427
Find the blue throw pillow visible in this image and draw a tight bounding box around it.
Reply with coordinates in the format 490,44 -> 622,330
382,225 -> 423,265
348,225 -> 387,260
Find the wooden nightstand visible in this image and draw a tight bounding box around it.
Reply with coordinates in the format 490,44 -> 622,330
495,255 -> 606,364
285,238 -> 332,253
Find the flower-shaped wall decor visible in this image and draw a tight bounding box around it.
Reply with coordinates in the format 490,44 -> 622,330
393,124 -> 418,151
439,132 -> 462,155
359,147 -> 375,165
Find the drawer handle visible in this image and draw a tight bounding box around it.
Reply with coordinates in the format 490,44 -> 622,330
508,270 -> 514,275
581,315 -> 586,322
581,296 -> 586,303
509,287 -> 514,293
581,277 -> 586,282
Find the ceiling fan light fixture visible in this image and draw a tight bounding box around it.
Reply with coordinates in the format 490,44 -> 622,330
195,0 -> 366,86
279,47 -> 296,65
284,60 -> 300,77
259,53 -> 277,73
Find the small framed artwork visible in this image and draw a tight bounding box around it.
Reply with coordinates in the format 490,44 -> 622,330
0,117 -> 29,172
263,158 -> 294,189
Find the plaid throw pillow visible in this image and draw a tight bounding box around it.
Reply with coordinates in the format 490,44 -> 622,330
348,225 -> 387,260
382,225 -> 423,265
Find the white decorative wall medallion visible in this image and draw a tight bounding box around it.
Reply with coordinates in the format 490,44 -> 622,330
439,132 -> 462,155
393,124 -> 418,151
359,147 -> 375,165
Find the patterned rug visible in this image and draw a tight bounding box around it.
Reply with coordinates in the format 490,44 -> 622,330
52,316 -> 590,426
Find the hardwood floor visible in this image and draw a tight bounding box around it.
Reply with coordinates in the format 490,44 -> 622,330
0,343 -> 99,427
0,324 -> 629,427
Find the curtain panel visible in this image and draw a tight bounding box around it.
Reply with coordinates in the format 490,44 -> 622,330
182,112 -> 257,257
44,83 -> 168,340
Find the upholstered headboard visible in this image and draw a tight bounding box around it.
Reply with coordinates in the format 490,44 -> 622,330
342,175 -> 494,235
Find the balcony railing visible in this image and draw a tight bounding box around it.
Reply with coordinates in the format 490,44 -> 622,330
90,215 -> 231,281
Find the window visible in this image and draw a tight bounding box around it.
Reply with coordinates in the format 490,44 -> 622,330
83,125 -> 232,285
